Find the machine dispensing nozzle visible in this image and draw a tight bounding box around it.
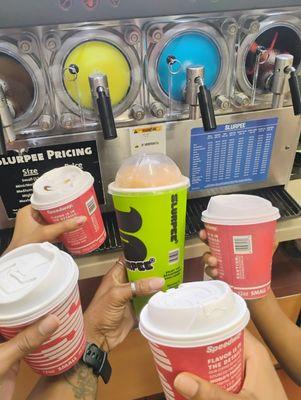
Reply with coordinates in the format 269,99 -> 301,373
0,84 -> 16,154
89,73 -> 118,140
271,54 -> 301,115
186,66 -> 217,131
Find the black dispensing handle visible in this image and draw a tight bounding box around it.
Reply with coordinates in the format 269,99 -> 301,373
288,69 -> 301,116
96,87 -> 117,140
0,118 -> 6,155
197,85 -> 217,131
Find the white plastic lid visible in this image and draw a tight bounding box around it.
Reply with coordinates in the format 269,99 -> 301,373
139,281 -> 250,347
31,166 -> 94,210
108,153 -> 189,194
0,243 -> 79,327
202,194 -> 280,225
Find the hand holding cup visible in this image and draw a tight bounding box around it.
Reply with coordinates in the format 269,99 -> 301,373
0,315 -> 59,400
31,166 -> 106,255
84,258 -> 165,352
199,229 -> 279,285
174,331 -> 288,400
4,205 -> 87,255
201,194 -> 280,299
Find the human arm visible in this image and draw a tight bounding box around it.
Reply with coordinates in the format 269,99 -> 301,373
27,260 -> 164,400
0,205 -> 84,400
0,315 -> 59,400
174,330 -> 288,400
4,205 -> 163,399
247,291 -> 301,386
199,229 -> 301,386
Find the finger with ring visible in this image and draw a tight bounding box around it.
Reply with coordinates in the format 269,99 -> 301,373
131,281 -> 137,297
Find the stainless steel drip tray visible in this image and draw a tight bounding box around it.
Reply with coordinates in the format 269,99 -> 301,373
0,186 -> 299,256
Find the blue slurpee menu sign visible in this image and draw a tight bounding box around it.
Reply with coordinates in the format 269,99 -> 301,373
190,118 -> 278,191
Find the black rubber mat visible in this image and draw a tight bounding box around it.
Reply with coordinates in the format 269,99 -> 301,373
0,186 -> 300,256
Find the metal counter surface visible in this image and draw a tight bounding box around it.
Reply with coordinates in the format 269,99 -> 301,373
76,180 -> 301,279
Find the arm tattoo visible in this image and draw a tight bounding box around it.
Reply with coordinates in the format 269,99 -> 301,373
63,360 -> 98,400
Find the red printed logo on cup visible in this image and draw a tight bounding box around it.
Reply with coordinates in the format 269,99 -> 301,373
82,0 -> 100,9
149,332 -> 244,400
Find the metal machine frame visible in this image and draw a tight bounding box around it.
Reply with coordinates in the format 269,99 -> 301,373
0,1 -> 300,231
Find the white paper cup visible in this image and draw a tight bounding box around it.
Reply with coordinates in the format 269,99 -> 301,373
139,281 -> 250,399
31,166 -> 106,255
0,243 -> 86,376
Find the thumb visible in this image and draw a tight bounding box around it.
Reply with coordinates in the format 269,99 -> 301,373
44,216 -> 87,240
0,315 -> 59,372
174,373 -> 239,400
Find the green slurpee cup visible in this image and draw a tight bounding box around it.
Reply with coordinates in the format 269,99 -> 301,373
108,153 -> 190,314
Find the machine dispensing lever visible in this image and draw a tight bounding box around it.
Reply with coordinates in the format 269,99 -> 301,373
89,74 -> 117,140
288,67 -> 301,116
197,80 -> 217,131
186,67 -> 217,131
271,54 -> 301,115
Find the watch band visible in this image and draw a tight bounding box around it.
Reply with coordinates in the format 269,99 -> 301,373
82,343 -> 112,383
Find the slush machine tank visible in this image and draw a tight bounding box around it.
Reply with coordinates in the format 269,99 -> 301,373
146,20 -> 234,118
49,29 -> 142,131
0,31 -> 54,137
237,15 -> 301,106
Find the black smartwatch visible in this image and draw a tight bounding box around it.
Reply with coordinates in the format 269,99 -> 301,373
81,343 -> 112,383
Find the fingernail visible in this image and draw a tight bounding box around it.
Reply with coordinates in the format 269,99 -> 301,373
38,315 -> 60,336
75,216 -> 87,225
174,375 -> 199,398
149,278 -> 165,291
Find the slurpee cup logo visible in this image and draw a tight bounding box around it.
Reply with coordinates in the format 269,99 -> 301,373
206,333 -> 242,353
127,258 -> 156,272
170,194 -> 178,244
115,207 -> 155,272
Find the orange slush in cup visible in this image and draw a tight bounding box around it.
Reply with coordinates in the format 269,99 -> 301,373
108,153 -> 190,313
31,166 -> 106,255
202,194 -> 280,299
114,155 -> 185,188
